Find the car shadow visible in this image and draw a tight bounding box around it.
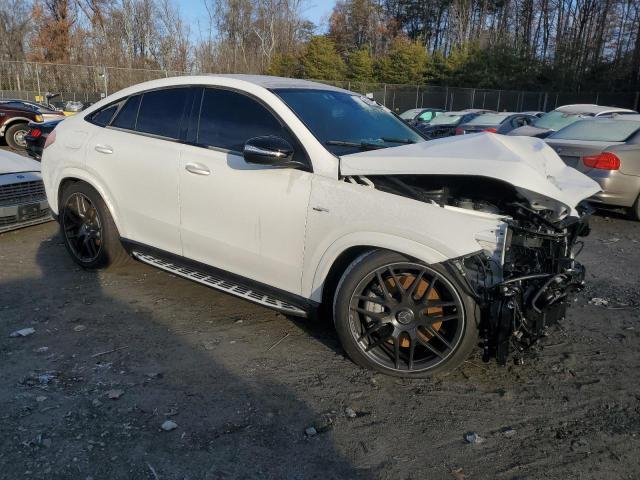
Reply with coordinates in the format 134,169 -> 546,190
0,227 -> 373,479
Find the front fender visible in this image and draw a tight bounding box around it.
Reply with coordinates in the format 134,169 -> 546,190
306,232 -> 464,302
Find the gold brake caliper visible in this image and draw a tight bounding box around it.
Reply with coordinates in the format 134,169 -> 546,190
386,274 -> 443,348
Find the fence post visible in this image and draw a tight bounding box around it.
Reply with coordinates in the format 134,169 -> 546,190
634,92 -> 639,111
415,85 -> 419,108
383,83 -> 387,107
470,88 -> 475,108
543,92 -> 548,111
496,90 -> 501,111
444,86 -> 448,109
102,67 -> 108,97
35,64 -> 41,98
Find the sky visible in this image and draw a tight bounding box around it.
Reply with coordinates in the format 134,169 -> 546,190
179,0 -> 337,41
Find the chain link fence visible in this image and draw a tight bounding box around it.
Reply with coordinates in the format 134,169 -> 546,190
1,60 -> 639,112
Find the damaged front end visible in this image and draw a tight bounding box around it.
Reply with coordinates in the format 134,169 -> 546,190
459,201 -> 592,365
361,174 -> 593,365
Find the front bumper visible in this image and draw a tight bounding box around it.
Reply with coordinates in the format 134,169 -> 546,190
0,172 -> 53,233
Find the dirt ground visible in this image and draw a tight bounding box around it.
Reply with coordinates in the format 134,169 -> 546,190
1,208 -> 639,479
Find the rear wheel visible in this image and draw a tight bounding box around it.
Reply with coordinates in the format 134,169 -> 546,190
333,250 -> 479,378
60,182 -> 129,269
5,123 -> 29,149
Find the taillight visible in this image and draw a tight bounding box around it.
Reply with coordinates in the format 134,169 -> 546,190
29,128 -> 42,138
43,129 -> 56,149
483,127 -> 498,133
455,128 -> 464,135
582,152 -> 620,170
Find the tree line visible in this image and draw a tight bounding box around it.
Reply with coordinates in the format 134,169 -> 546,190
1,0 -> 639,93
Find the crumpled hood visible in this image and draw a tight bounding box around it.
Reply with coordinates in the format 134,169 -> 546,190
339,133 -> 600,215
0,149 -> 41,175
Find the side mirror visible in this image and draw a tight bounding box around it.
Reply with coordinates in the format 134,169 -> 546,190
243,136 -> 305,169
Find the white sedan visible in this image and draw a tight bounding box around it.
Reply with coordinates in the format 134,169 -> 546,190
41,75 -> 599,377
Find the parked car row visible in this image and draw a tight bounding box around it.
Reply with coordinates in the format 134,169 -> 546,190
0,95 -> 90,153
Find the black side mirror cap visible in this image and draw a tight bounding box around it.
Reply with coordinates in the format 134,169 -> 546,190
243,136 -> 304,169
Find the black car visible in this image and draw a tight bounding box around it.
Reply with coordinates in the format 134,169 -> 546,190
415,111 -> 483,139
399,108 -> 445,125
25,118 -> 62,160
456,112 -> 538,135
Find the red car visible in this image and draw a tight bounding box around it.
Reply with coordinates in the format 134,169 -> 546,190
0,100 -> 64,149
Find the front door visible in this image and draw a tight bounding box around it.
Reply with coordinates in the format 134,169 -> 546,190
179,87 -> 312,295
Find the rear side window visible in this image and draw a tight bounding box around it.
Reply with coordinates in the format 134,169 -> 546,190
112,95 -> 141,130
198,88 -> 290,152
549,119 -> 640,142
136,88 -> 189,139
90,104 -> 119,127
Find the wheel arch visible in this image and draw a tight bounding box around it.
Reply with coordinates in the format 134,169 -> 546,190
1,117 -> 31,134
56,172 -> 125,235
306,232 -> 452,304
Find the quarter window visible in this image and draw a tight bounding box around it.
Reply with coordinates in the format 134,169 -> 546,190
90,104 -> 119,127
198,88 -> 290,152
111,95 -> 141,130
136,88 -> 190,139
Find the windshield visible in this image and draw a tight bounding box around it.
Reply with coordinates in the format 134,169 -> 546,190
549,119 -> 640,142
429,114 -> 462,126
273,89 -> 424,155
400,109 -> 421,120
534,111 -> 588,130
467,113 -> 509,125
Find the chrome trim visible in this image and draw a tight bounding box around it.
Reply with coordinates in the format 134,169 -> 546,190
243,144 -> 288,158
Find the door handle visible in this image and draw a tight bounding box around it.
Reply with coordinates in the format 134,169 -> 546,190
94,144 -> 113,154
185,162 -> 210,176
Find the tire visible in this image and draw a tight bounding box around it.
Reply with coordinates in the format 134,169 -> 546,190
333,250 -> 479,378
628,194 -> 640,221
5,122 -> 29,149
59,182 -> 129,269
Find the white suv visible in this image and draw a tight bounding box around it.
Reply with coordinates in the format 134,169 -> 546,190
41,75 -> 599,377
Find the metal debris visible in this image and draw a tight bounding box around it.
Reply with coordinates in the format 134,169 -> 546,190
10,327 -> 35,337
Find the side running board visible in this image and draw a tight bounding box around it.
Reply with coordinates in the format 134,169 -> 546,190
132,251 -> 308,317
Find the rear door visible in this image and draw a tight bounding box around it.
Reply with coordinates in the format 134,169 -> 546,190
178,87 -> 312,295
86,87 -> 192,255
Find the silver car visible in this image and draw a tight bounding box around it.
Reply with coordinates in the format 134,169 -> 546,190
545,116 -> 640,219
0,149 -> 52,233
509,104 -> 637,138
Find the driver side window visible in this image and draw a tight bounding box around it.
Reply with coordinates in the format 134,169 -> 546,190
197,88 -> 293,154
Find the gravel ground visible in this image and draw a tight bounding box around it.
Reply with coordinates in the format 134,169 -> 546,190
1,202 -> 639,479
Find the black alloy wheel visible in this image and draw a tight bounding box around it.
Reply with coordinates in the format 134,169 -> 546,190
334,251 -> 478,377
62,192 -> 103,263
348,262 -> 465,372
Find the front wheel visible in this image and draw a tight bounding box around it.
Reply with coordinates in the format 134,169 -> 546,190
333,250 -> 479,378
